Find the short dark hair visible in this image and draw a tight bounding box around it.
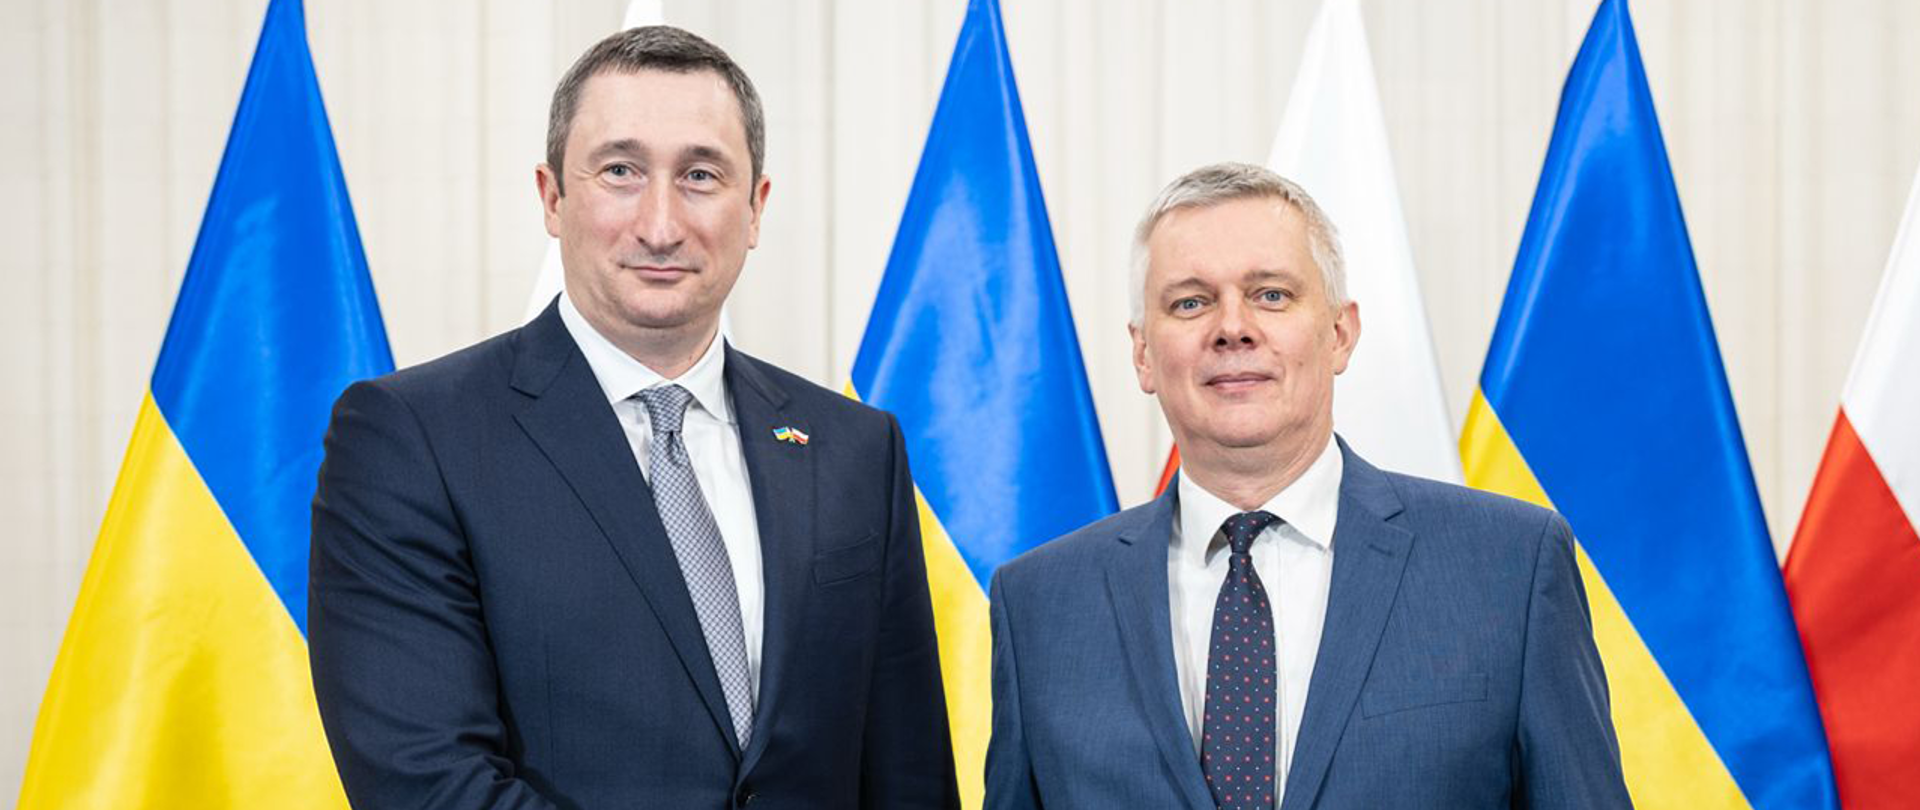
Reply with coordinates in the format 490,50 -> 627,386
545,25 -> 765,196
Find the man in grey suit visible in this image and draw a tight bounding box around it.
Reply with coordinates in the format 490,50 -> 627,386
983,163 -> 1631,809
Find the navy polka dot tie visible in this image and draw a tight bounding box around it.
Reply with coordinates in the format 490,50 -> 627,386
1202,510 -> 1281,809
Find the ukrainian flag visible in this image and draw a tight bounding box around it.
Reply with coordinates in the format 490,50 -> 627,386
1459,1 -> 1836,808
18,0 -> 389,805
849,0 -> 1117,804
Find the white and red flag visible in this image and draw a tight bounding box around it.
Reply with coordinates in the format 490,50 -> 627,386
1784,165 -> 1920,810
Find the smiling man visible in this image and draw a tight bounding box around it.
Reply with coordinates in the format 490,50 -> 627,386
984,164 -> 1630,809
309,27 -> 957,809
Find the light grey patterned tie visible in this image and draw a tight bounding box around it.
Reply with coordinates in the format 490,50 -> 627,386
634,384 -> 754,748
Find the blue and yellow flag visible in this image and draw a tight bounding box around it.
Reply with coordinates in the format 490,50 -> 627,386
19,0 -> 389,805
1459,1 -> 1836,808
849,0 -> 1116,803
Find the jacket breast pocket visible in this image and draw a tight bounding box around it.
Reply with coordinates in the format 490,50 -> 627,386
813,531 -> 882,586
1360,672 -> 1489,719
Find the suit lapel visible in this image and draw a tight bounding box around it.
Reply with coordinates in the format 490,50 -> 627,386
507,307 -> 743,759
1104,486 -> 1216,810
1279,442 -> 1413,810
725,346 -> 815,779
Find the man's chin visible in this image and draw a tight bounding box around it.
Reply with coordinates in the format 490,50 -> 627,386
611,302 -> 715,332
1191,418 -> 1319,454
1211,433 -> 1285,452
1175,424 -> 1276,452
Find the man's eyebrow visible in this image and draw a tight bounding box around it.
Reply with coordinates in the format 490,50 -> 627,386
678,143 -> 737,169
583,139 -> 645,164
1156,277 -> 1211,296
1244,267 -> 1307,285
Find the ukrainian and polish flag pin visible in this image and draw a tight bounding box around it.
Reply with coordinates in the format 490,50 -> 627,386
772,426 -> 810,446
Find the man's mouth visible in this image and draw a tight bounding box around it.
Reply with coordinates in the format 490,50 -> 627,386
1205,372 -> 1273,393
623,263 -> 695,280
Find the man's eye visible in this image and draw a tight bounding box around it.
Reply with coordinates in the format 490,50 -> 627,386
1174,298 -> 1204,311
687,168 -> 717,183
605,164 -> 635,178
1258,289 -> 1292,303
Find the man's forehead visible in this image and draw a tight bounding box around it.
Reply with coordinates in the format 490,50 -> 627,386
1154,197 -> 1302,237
573,68 -> 744,133
1151,198 -> 1308,254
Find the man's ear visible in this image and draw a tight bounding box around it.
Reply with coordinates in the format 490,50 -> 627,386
536,163 -> 563,238
1131,322 -> 1157,395
1329,300 -> 1361,375
746,173 -> 772,249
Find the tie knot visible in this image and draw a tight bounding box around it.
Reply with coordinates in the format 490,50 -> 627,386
1221,510 -> 1280,555
635,384 -> 694,435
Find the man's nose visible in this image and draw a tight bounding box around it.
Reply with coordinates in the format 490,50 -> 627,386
1212,297 -> 1260,349
631,181 -> 687,253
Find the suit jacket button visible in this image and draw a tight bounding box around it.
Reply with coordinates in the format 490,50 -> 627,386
735,786 -> 756,806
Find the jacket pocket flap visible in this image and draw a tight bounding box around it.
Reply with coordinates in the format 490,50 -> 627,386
1361,672 -> 1489,718
813,532 -> 882,585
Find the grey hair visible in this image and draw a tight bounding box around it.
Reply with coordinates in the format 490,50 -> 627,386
1128,162 -> 1347,326
545,25 -> 765,196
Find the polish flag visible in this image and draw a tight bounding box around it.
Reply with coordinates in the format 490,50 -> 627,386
1783,166 -> 1920,810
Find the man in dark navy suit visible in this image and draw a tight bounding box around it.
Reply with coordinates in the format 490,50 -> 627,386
984,164 -> 1630,809
310,26 -> 957,809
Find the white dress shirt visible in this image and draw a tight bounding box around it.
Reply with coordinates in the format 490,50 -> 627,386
1169,434 -> 1343,797
559,292 -> 765,700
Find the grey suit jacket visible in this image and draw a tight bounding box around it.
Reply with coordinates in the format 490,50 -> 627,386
984,440 -> 1630,809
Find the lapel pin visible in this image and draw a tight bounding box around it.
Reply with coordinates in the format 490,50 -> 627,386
772,426 -> 810,446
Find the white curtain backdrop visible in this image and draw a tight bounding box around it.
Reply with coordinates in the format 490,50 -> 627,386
3,0 -> 1917,796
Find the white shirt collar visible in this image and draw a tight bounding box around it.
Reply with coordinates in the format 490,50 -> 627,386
557,290 -> 733,425
1174,433 -> 1343,564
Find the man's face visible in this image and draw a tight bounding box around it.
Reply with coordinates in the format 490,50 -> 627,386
1131,197 -> 1359,463
537,69 -> 769,344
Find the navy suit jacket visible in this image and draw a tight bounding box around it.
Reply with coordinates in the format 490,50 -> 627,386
985,441 -> 1630,809
310,304 -> 958,809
